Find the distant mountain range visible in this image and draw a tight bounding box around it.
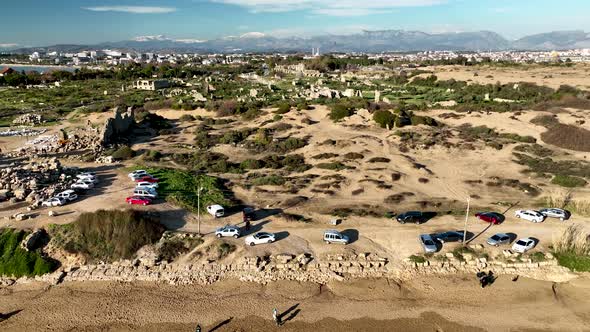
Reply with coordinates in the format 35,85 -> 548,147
12,30 -> 590,54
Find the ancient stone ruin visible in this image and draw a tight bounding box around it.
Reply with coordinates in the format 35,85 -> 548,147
99,107 -> 135,146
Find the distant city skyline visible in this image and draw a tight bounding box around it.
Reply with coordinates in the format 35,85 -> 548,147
2,0 -> 590,47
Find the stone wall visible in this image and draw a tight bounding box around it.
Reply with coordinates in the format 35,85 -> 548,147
1,248 -> 576,288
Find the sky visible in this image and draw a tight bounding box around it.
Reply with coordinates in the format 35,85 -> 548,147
1,0 -> 590,47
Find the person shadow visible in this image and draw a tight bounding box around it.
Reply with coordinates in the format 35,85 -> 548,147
208,317 -> 233,331
279,303 -> 301,326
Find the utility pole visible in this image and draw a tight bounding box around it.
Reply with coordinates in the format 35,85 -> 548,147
463,197 -> 470,244
197,185 -> 203,236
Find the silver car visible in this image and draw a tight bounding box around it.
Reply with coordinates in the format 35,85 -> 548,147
539,208 -> 570,221
323,230 -> 349,245
487,233 -> 511,246
215,225 -> 241,238
419,234 -> 438,253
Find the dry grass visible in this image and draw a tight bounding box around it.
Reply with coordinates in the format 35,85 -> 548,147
552,224 -> 590,256
544,191 -> 590,216
541,123 -> 590,152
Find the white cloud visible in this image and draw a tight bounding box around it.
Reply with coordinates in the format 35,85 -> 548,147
211,0 -> 446,16
133,35 -> 207,43
84,6 -> 176,14
0,43 -> 19,48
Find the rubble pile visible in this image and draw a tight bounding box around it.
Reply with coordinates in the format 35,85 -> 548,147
0,128 -> 47,137
0,157 -> 73,205
12,113 -> 43,126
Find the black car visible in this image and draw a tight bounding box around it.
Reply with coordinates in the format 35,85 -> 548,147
433,231 -> 466,243
396,211 -> 425,224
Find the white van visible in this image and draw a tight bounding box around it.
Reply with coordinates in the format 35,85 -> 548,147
133,187 -> 157,199
207,204 -> 225,218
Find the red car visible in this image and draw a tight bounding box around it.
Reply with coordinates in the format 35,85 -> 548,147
126,196 -> 152,206
475,212 -> 504,225
134,176 -> 159,183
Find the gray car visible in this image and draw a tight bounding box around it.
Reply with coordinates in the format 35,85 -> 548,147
539,208 -> 570,221
487,233 -> 511,246
419,234 -> 438,253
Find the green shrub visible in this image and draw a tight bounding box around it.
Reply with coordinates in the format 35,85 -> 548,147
0,229 -> 56,277
216,241 -> 236,259
551,175 -> 587,188
373,110 -> 396,129
143,150 -> 162,161
329,104 -> 355,122
179,114 -> 195,122
316,162 -> 349,171
50,210 -> 165,263
240,159 -> 264,170
251,175 -> 286,186
112,146 -> 135,160
275,103 -> 291,114
273,114 -> 283,122
408,255 -> 426,263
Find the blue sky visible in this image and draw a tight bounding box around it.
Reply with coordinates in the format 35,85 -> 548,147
1,0 -> 590,47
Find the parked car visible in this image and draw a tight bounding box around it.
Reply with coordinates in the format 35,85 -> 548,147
71,180 -> 94,190
215,225 -> 241,238
539,208 -> 570,221
126,196 -> 152,206
487,233 -> 511,246
512,237 -> 536,253
136,181 -> 158,189
133,187 -> 157,199
41,197 -> 66,207
419,234 -> 438,253
475,212 -> 504,224
433,231 -> 466,243
54,190 -> 78,202
207,204 -> 225,218
245,232 -> 275,246
323,230 -> 349,245
515,210 -> 545,223
396,211 -> 426,224
128,170 -> 148,178
76,174 -> 98,183
135,176 -> 159,183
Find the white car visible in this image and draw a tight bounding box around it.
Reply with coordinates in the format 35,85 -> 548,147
41,197 -> 66,207
54,190 -> 78,202
515,210 -> 545,223
207,204 -> 225,218
512,237 -> 536,253
215,225 -> 241,238
76,174 -> 98,183
245,232 -> 275,246
133,187 -> 157,199
136,181 -> 158,189
71,180 -> 94,190
128,170 -> 148,179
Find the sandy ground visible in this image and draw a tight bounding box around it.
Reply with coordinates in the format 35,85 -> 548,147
1,275 -> 590,332
424,64 -> 590,90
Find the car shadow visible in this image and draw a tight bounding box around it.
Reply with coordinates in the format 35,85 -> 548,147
341,229 -> 359,244
274,231 -> 290,242
507,232 -> 518,244
421,212 -> 438,224
239,220 -> 271,237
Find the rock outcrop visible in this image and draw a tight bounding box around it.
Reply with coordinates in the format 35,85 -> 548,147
99,107 -> 135,146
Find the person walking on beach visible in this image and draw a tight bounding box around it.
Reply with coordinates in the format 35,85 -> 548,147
195,324 -> 201,332
273,308 -> 280,326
